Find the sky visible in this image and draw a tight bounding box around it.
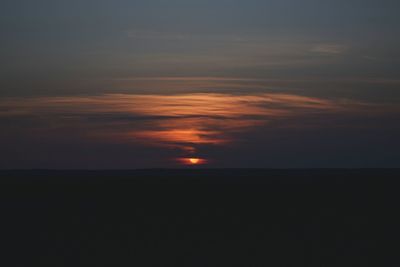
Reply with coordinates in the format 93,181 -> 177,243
1,0 -> 399,168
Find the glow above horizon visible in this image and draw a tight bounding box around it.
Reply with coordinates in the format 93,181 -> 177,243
0,91 -> 381,166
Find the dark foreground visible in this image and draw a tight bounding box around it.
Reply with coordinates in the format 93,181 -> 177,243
1,169 -> 399,266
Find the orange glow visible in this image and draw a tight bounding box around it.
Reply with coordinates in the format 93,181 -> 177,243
189,158 -> 200,164
179,157 -> 206,166
0,90 -> 362,162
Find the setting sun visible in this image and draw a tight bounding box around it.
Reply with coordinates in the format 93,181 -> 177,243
189,158 -> 200,164
177,157 -> 206,166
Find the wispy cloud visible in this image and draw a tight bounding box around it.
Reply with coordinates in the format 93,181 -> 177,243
0,92 -> 370,159
121,30 -> 352,72
311,44 -> 348,55
127,30 -> 189,40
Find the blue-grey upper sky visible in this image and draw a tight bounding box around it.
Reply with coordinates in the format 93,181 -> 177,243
2,0 -> 400,95
1,1 -> 399,168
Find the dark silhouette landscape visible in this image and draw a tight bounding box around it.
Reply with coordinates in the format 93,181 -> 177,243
1,169 -> 399,266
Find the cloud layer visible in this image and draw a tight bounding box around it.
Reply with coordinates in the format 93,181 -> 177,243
2,91 -> 390,168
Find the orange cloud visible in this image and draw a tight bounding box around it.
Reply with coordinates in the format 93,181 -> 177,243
0,92 -> 368,158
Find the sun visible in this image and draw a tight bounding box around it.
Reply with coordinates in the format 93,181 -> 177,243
189,158 -> 200,164
177,157 -> 206,166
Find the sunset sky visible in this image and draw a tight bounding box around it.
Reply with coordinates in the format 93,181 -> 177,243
1,0 -> 399,168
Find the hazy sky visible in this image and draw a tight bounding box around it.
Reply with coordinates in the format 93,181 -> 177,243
1,1 -> 399,168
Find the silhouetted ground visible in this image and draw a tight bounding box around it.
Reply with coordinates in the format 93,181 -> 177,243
1,169 -> 399,266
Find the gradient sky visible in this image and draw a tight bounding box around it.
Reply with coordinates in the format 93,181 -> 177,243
1,0 -> 399,168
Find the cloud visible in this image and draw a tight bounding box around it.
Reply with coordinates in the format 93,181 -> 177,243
311,44 -> 348,55
0,92 -> 370,157
127,30 -> 189,40
1,90 -> 399,168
